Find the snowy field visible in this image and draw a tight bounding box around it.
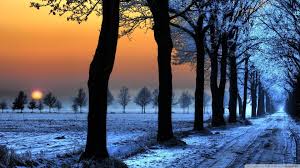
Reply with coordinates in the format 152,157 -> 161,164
0,112 -> 205,159
1,111 -> 300,167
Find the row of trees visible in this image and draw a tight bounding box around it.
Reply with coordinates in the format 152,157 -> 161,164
0,88 -> 201,113
30,0 -> 286,161
0,91 -> 62,113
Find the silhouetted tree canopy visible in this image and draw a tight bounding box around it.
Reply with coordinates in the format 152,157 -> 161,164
134,87 -> 152,113
178,91 -> 192,113
28,100 -> 37,112
73,88 -> 87,113
117,86 -> 131,113
12,91 -> 28,113
43,92 -> 57,112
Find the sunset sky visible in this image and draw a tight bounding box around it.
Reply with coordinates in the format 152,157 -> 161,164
0,0 -> 195,99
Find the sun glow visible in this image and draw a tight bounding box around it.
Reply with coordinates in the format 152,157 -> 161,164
31,90 -> 43,100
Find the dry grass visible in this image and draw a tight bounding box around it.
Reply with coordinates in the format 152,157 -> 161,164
0,145 -> 38,168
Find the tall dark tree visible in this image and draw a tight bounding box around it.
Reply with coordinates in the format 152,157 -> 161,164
73,88 -> 87,113
250,69 -> 258,117
28,100 -> 37,112
31,0 -> 121,159
209,12 -> 227,126
83,0 -> 120,159
241,57 -> 249,120
12,91 -> 28,113
170,1 -> 210,131
117,86 -> 131,113
134,87 -> 152,113
237,93 -> 243,117
0,101 -> 8,113
257,79 -> 265,116
146,0 -> 174,142
43,92 -> 57,112
228,52 -> 238,123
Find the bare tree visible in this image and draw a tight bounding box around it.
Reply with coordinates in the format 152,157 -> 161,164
43,92 -> 57,112
73,88 -> 87,113
117,86 -> 131,113
12,91 -> 28,113
178,91 -> 192,113
28,100 -> 37,112
134,87 -> 152,113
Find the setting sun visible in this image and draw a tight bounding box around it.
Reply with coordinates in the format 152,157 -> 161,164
31,90 -> 43,100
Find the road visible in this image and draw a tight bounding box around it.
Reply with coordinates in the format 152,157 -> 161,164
125,112 -> 299,168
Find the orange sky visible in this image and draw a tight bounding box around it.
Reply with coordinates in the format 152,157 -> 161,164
0,0 -> 195,98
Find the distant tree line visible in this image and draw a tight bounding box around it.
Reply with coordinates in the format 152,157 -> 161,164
0,87 -> 200,114
0,91 -> 62,113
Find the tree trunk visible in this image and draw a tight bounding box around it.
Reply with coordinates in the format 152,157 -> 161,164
257,80 -> 265,117
147,0 -> 174,142
242,58 -> 249,120
82,0 -> 120,160
210,20 -> 225,127
266,94 -> 271,113
229,55 -> 238,123
194,16 -> 205,131
250,71 -> 257,117
219,33 -> 228,116
237,93 -> 243,117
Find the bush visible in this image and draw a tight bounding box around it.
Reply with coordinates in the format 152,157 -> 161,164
0,145 -> 38,168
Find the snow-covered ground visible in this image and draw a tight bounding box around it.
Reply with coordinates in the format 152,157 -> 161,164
125,111 -> 299,168
0,112 -> 203,158
1,111 -> 300,167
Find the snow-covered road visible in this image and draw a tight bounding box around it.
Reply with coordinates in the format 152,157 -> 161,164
125,112 -> 299,168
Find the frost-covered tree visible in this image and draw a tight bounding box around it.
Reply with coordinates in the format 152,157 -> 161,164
0,101 -> 8,113
259,0 -> 300,116
73,88 -> 87,113
118,86 -> 131,113
43,92 -> 57,112
28,100 -> 37,112
134,87 -> 152,113
12,91 -> 28,113
178,91 -> 192,113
